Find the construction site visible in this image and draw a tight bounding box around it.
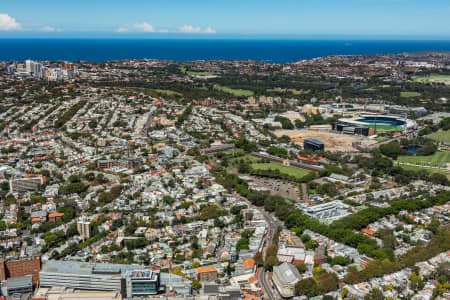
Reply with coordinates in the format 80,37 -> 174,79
274,129 -> 377,152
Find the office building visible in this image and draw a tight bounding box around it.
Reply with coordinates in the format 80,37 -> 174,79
34,289 -> 121,300
303,200 -> 351,223
123,270 -> 160,297
1,275 -> 33,296
304,139 -> 325,151
272,262 -> 302,298
196,268 -> 218,282
0,256 -> 41,286
9,177 -> 44,193
40,260 -> 160,298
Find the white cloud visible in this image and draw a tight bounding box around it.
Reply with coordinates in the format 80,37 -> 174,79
40,25 -> 55,32
179,25 -> 201,33
133,22 -> 154,32
117,23 -> 216,34
204,27 -> 216,34
116,26 -> 129,33
179,25 -> 216,34
116,22 -> 155,33
0,14 -> 22,31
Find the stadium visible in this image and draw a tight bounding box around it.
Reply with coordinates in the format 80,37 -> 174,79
333,114 -> 418,135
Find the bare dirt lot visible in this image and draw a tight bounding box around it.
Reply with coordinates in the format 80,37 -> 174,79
274,129 -> 375,152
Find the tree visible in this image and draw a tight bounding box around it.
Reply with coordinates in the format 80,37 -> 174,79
4,194 -> 16,206
231,205 -> 246,215
296,263 -> 307,274
430,173 -> 449,185
192,279 -> 202,290
200,205 -> 220,220
330,256 -> 351,266
409,272 -> 422,291
438,275 -> 448,285
295,278 -> 319,297
265,255 -> 279,270
236,238 -> 249,252
305,240 -> 319,250
274,116 -> 294,129
344,266 -> 361,284
379,141 -> 405,159
427,218 -> 440,234
267,146 -> 288,158
67,223 -> 78,237
266,244 -> 278,257
318,272 -> 339,294
364,288 -> 385,300
300,234 -> 311,243
341,288 -> 348,298
437,262 -> 450,278
254,252 -> 264,266
0,181 -> 9,191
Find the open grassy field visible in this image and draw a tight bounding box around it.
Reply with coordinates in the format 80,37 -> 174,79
123,87 -> 182,97
187,71 -> 217,76
413,74 -> 450,85
267,88 -> 310,95
369,124 -> 400,132
427,130 -> 450,143
154,89 -> 182,96
400,91 -> 422,98
251,162 -> 311,180
214,85 -> 254,97
375,136 -> 389,142
398,152 -> 450,168
399,164 -> 450,178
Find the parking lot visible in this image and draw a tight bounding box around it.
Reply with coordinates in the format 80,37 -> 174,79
251,176 -> 301,202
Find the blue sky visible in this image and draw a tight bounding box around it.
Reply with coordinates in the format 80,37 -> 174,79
0,0 -> 449,38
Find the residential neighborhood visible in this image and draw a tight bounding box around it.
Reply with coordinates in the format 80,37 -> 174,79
0,52 -> 448,300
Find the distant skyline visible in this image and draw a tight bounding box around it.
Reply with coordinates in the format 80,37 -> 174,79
0,0 -> 449,39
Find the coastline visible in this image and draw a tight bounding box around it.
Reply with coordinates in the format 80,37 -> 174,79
1,39 -> 450,63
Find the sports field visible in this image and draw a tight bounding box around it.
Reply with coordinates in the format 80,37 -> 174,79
398,152 -> 450,168
400,91 -> 421,98
368,124 -> 400,132
214,85 -> 254,97
251,162 -> 311,180
427,130 -> 450,143
413,74 -> 450,85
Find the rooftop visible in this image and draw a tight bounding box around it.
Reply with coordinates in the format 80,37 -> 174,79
273,262 -> 301,285
41,260 -> 147,277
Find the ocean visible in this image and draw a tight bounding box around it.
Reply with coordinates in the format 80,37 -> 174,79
0,39 -> 449,63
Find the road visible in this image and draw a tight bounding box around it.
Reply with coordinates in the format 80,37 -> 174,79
364,129 -> 418,151
140,107 -> 157,136
259,210 -> 282,300
235,192 -> 281,299
301,182 -> 310,206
